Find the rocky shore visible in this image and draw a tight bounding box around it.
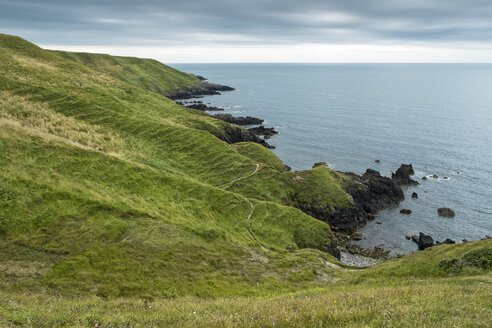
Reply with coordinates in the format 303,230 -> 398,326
295,164 -> 417,232
170,76 -> 278,149
176,100 -> 224,111
164,81 -> 235,100
168,76 -> 446,264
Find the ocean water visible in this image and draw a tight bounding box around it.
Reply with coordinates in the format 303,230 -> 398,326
172,63 -> 492,254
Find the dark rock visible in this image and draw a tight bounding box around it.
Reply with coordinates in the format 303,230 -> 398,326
164,82 -> 235,100
400,209 -> 412,214
375,160 -> 381,163
213,113 -> 263,126
192,74 -> 207,81
351,233 -> 363,241
215,125 -> 274,149
184,102 -> 224,111
432,174 -> 439,179
376,221 -> 382,224
437,208 -> 455,217
462,239 -> 468,243
443,176 -> 449,180
411,192 -> 418,199
296,168 -> 404,231
283,165 -> 292,172
422,176 -> 428,181
405,236 -> 411,240
312,162 -> 329,169
485,235 -> 492,240
247,125 -> 278,139
442,238 -> 456,244
417,232 -> 434,250
391,164 -> 419,186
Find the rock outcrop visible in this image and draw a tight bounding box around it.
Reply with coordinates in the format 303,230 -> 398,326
213,114 -> 264,126
247,126 -> 278,139
178,101 -> 224,111
413,232 -> 434,250
215,125 -> 274,149
391,164 -> 419,186
312,162 -> 329,169
164,82 -> 235,100
295,168 -> 404,231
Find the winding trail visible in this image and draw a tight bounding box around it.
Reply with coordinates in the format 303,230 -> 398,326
217,163 -> 260,189
245,200 -> 270,252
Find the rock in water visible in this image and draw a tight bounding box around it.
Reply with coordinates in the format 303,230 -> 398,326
392,164 -> 419,186
247,126 -> 278,139
351,233 -> 363,241
437,208 -> 455,217
400,209 -> 412,214
411,192 -> 418,199
418,232 -> 434,250
213,113 -> 263,126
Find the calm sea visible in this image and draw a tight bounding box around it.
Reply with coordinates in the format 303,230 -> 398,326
172,63 -> 492,254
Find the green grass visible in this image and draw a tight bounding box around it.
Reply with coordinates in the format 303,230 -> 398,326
0,34 -> 491,326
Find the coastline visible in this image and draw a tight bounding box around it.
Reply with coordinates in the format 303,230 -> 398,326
169,77 -> 421,264
171,74 -> 492,265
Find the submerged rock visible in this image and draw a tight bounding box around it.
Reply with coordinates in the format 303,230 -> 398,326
400,209 -> 412,214
437,208 -> 455,217
411,192 -> 419,199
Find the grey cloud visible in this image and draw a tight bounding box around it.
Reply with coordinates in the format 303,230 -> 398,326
1,0 -> 492,46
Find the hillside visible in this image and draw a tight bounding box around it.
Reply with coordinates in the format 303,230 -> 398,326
0,34 -> 491,327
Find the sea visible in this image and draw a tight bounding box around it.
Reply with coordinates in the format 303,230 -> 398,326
172,63 -> 492,255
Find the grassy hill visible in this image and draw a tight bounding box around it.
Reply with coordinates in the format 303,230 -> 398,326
0,34 -> 490,327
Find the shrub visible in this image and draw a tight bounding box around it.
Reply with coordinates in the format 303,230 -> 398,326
439,247 -> 492,272
462,247 -> 492,269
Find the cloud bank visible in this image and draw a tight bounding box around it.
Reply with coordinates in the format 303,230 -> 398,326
1,0 -> 492,62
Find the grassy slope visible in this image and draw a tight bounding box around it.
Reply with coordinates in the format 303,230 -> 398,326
52,50 -> 200,94
2,241 -> 491,327
0,35 -> 490,326
0,34 -> 342,298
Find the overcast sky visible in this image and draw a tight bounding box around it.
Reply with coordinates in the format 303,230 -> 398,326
1,0 -> 492,62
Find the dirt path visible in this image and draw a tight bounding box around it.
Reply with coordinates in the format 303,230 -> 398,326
245,201 -> 270,252
217,163 -> 260,188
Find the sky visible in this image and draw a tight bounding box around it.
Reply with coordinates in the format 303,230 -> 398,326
1,0 -> 492,63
